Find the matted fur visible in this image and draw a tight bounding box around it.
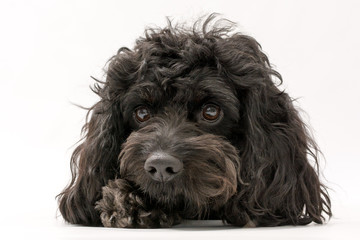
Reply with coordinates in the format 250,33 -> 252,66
58,14 -> 331,227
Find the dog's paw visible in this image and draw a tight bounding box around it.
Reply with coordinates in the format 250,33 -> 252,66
136,208 -> 181,228
95,179 -> 180,228
95,179 -> 137,227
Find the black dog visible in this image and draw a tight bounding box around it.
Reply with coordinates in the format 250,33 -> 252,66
58,14 -> 331,228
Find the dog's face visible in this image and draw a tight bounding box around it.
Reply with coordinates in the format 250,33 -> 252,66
118,70 -> 240,215
58,15 -> 331,227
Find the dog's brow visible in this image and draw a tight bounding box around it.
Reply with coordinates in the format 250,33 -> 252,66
130,83 -> 161,103
196,79 -> 238,104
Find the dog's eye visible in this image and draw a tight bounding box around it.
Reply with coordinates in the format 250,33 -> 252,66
134,107 -> 151,123
202,104 -> 221,122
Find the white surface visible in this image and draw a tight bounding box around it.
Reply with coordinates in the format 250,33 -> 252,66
1,203 -> 359,240
1,0 -> 360,239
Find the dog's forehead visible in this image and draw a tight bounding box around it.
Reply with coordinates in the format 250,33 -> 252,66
145,72 -> 238,106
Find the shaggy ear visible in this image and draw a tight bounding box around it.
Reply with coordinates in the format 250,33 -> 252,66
58,47 -> 140,225
57,97 -> 124,225
216,35 -> 331,226
57,49 -> 136,225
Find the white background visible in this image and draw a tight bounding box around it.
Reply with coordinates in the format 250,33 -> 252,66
1,0 -> 359,239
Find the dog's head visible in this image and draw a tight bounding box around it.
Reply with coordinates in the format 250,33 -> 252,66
58,14 -> 331,226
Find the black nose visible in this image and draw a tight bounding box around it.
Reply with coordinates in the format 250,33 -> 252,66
144,152 -> 183,182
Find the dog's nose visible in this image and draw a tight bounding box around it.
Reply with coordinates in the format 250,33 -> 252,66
144,152 -> 183,182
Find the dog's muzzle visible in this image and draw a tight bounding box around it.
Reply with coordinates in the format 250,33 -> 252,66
119,112 -> 240,209
144,152 -> 183,182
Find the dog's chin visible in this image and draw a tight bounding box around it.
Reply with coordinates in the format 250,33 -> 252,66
123,168 -> 238,219
125,173 -> 190,204
140,178 -> 185,203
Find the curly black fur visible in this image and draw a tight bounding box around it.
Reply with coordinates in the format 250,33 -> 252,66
57,14 -> 331,228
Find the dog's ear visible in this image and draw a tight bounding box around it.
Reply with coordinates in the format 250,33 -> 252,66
216,35 -> 331,226
57,100 -> 123,225
57,52 -> 132,225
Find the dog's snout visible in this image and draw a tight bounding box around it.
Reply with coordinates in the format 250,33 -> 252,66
144,152 -> 183,182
